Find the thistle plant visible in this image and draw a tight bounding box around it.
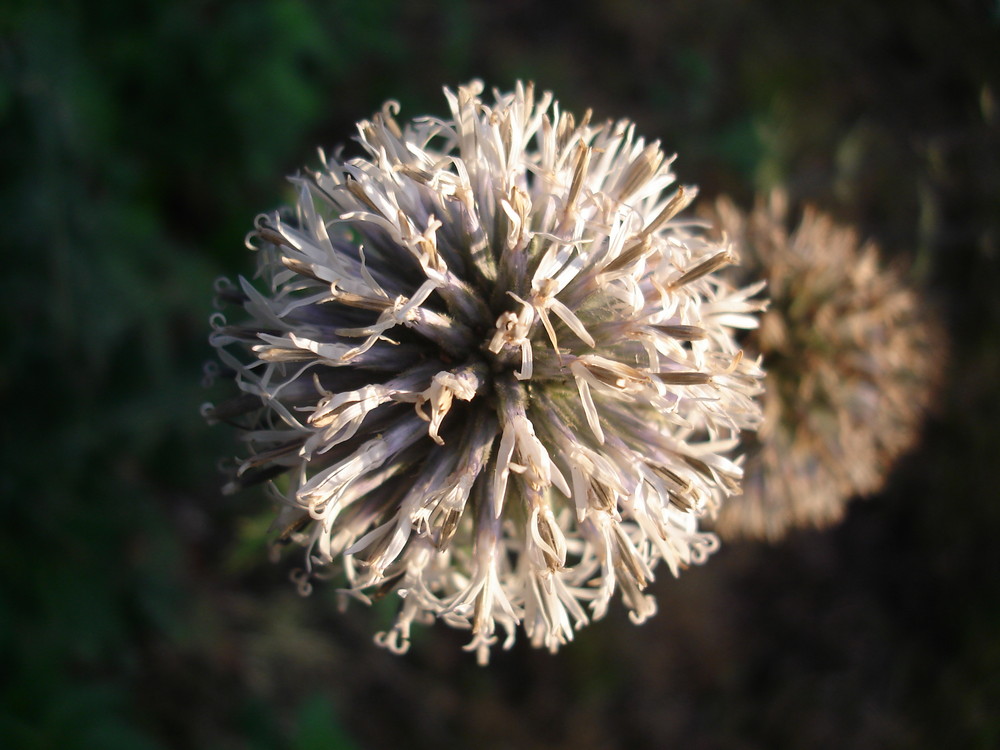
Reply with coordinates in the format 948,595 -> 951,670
204,82 -> 765,663
708,193 -> 942,541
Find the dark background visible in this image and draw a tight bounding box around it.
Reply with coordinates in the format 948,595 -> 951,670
2,1 -> 998,748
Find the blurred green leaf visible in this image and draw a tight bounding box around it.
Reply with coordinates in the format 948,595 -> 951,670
291,694 -> 359,750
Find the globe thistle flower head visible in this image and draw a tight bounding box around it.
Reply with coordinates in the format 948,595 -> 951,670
205,82 -> 765,663
708,192 -> 943,541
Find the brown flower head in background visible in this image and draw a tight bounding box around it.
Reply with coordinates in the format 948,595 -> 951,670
709,192 -> 943,541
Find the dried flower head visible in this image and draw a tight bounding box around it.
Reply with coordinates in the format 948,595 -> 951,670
708,192 -> 942,541
204,82 -> 765,663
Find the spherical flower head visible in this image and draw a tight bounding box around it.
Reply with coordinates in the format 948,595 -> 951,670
708,192 -> 943,541
205,82 -> 765,663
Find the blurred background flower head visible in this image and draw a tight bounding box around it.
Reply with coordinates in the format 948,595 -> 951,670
205,82 -> 765,662
707,192 -> 944,540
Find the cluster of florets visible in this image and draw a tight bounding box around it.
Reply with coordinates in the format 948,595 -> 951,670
205,82 -> 765,663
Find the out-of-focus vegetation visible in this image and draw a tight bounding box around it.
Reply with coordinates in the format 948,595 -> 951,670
1,1 -> 997,748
